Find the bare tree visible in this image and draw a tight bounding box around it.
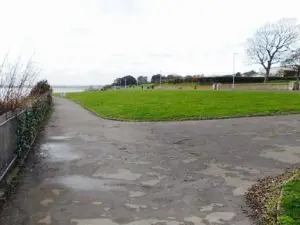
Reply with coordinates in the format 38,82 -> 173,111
246,18 -> 300,82
0,54 -> 39,115
282,48 -> 300,81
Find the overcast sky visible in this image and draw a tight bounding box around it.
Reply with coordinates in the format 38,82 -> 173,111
1,0 -> 300,85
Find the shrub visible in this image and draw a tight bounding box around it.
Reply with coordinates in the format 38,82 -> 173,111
102,85 -> 112,91
16,93 -> 52,156
30,80 -> 52,96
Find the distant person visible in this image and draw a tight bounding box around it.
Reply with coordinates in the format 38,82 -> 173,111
141,85 -> 144,90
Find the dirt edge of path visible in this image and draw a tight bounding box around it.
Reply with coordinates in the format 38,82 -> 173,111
245,166 -> 300,225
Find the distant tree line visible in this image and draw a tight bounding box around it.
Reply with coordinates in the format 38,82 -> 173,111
110,71 -> 296,88
112,75 -> 137,86
151,74 -> 294,84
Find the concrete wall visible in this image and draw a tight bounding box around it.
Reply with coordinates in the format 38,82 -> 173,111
217,83 -> 290,91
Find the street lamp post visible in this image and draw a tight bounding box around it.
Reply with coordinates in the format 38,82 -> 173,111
160,71 -> 162,88
233,53 -> 238,89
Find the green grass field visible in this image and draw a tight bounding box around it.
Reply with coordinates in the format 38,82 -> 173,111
65,90 -> 300,121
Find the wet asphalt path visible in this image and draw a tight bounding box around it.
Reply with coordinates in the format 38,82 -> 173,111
0,97 -> 300,225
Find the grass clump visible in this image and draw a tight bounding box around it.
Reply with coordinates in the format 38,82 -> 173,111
277,178 -> 300,225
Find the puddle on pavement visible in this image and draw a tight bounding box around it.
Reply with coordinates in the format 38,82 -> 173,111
224,177 -> 255,196
146,172 -> 166,181
240,132 -> 257,136
55,175 -> 126,191
199,161 -> 255,196
205,212 -> 236,224
252,136 -> 270,141
129,161 -> 151,165
184,217 -> 204,225
200,203 -> 224,212
125,203 -> 147,211
40,143 -> 80,162
260,145 -> 300,164
52,189 -> 64,196
78,133 -> 98,141
40,198 -> 55,206
151,166 -> 171,172
200,162 -> 239,177
92,202 -> 103,205
93,169 -> 142,181
141,179 -> 160,186
129,191 -> 145,198
49,136 -> 72,141
232,182 -> 255,196
38,215 -> 52,224
71,218 -> 199,225
182,158 -> 197,163
234,166 -> 260,175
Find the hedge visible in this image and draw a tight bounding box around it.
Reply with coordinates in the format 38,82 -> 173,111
166,76 -> 296,84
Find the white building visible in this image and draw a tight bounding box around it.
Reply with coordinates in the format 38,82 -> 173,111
259,66 -> 295,77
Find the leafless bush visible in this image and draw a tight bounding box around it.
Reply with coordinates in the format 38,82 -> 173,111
0,53 -> 40,115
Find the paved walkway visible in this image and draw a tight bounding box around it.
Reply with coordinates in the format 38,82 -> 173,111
1,97 -> 300,225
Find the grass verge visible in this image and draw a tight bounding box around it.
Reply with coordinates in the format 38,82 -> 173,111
246,169 -> 300,225
277,175 -> 300,225
66,90 -> 300,121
